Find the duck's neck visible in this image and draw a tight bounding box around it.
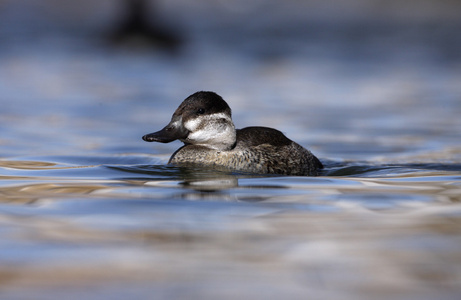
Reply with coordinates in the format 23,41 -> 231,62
213,124 -> 236,151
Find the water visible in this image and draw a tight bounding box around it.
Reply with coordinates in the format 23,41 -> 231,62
1,1 -> 461,299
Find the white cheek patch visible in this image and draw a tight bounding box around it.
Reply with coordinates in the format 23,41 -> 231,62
188,127 -> 216,143
184,113 -> 231,132
184,117 -> 201,131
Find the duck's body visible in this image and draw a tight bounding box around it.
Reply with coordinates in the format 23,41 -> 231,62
143,91 -> 323,176
170,126 -> 322,176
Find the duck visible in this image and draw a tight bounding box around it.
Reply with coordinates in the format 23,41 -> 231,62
142,91 -> 323,176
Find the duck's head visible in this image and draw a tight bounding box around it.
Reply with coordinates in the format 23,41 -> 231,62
143,91 -> 236,151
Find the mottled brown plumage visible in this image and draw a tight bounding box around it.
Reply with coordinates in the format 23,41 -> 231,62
143,91 -> 323,176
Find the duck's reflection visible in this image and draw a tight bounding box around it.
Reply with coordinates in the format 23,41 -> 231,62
172,164 -> 290,202
181,177 -> 239,192
175,165 -> 240,194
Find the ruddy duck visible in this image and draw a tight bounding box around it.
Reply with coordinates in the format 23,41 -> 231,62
142,91 -> 323,176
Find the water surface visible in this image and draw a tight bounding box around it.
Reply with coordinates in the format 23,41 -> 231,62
1,1 -> 461,299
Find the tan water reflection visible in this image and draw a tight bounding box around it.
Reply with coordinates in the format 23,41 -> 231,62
0,160 -> 57,170
0,182 -> 110,204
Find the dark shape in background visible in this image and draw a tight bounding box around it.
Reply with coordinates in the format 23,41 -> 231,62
108,0 -> 182,51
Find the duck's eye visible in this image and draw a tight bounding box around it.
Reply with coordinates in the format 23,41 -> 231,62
196,108 -> 205,115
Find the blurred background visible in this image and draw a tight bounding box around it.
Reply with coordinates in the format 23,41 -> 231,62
1,0 -> 460,160
1,1 -> 461,299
